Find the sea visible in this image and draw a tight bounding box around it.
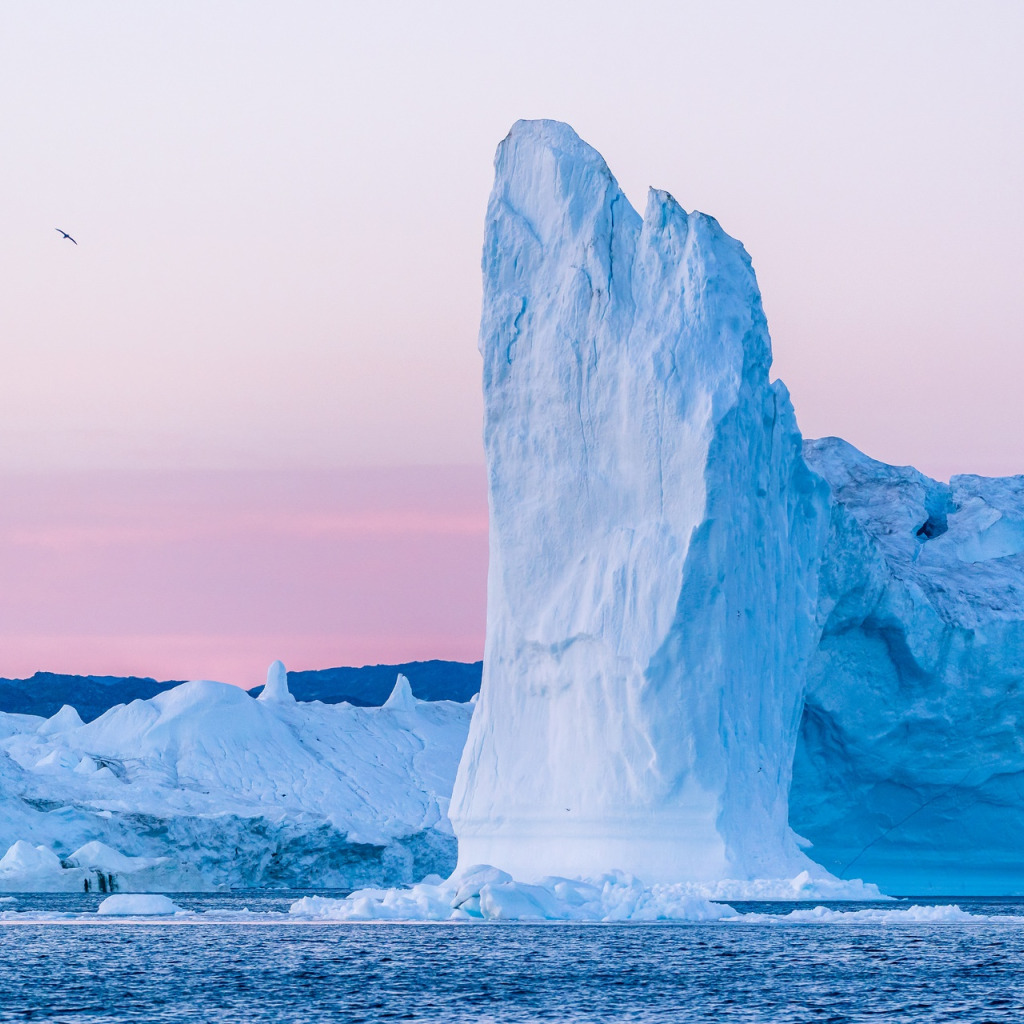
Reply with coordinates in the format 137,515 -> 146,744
2,892 -> 1023,1022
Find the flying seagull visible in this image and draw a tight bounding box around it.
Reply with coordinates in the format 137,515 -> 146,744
55,228 -> 77,245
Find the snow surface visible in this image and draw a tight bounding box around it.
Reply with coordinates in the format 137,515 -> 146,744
451,118 -> 833,887
0,668 -> 471,891
791,437 -> 1024,895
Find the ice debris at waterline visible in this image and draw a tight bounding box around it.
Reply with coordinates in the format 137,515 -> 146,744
0,665 -> 471,890
0,896 -> 1009,927
451,118 -> 834,887
790,438 -> 1024,895
290,865 -> 883,923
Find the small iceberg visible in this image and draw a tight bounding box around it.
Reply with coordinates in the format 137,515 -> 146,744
96,894 -> 182,916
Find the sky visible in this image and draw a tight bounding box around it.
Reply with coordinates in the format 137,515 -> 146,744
1,2 -> 1021,685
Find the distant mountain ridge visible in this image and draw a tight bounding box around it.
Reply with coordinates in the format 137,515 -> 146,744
0,673 -> 181,723
247,660 -> 483,707
0,661 -> 482,722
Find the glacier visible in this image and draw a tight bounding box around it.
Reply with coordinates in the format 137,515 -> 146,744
790,437 -> 1024,895
0,667 -> 471,891
449,118 -> 835,886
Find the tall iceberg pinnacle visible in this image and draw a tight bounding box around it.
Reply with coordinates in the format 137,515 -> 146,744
450,120 -> 830,884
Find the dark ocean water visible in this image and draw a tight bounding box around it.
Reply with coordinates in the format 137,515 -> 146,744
2,894 -> 1024,1023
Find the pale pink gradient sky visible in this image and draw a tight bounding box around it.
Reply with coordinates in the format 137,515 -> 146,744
0,3 -> 1022,683
0,467 -> 487,685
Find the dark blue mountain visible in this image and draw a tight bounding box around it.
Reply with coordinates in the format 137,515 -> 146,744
0,661 -> 482,722
248,660 -> 482,706
0,673 -> 183,723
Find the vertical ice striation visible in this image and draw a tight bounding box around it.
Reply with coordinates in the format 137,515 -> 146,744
450,120 -> 830,883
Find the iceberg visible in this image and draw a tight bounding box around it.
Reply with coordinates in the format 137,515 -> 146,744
0,666 -> 471,891
449,119 -> 833,887
791,437 -> 1024,894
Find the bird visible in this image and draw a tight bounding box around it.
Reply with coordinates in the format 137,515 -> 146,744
55,228 -> 77,245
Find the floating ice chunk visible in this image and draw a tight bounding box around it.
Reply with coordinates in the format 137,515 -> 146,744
96,894 -> 182,916
258,660 -> 294,703
382,674 -> 416,711
73,755 -> 98,775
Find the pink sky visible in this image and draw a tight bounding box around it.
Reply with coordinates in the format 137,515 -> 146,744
0,467 -> 487,687
0,4 -> 1021,683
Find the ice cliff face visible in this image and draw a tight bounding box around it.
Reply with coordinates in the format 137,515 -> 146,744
450,120 -> 830,883
791,438 -> 1024,894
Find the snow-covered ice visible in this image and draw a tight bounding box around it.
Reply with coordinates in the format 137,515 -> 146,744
0,667 -> 471,891
450,118 -> 835,888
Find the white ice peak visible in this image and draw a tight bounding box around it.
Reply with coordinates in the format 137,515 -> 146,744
259,659 -> 294,703
383,674 -> 417,711
450,119 -> 831,884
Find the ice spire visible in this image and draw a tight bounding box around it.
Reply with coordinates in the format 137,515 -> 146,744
259,660 -> 294,703
449,120 -> 830,884
383,674 -> 417,711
